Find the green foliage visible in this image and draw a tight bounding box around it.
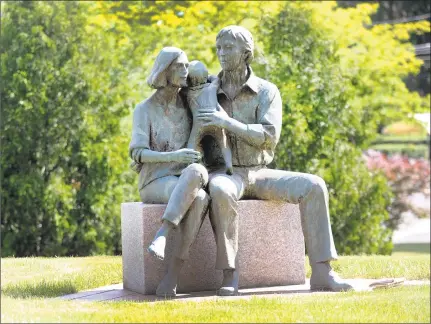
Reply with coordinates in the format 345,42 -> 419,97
1,1 -> 428,256
257,2 -> 396,254
255,1 -> 429,255
371,133 -> 429,158
1,1 -> 137,257
383,120 -> 428,136
371,144 -> 429,159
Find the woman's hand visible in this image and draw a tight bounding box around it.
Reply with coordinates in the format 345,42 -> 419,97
197,104 -> 231,129
169,148 -> 202,163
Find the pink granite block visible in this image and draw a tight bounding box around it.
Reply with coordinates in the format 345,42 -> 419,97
121,200 -> 305,295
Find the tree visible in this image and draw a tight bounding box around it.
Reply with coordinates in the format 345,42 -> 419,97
1,1 -> 134,256
2,0 -> 427,256
338,1 -> 431,98
255,1 -> 428,254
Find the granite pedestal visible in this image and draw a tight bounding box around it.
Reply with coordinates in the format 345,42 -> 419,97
121,200 -> 305,295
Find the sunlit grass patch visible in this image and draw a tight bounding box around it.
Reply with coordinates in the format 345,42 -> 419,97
1,253 -> 429,322
1,286 -> 429,323
1,256 -> 122,298
305,254 -> 430,280
2,279 -> 76,298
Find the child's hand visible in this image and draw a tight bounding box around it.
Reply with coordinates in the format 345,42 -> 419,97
197,105 -> 230,129
210,77 -> 221,88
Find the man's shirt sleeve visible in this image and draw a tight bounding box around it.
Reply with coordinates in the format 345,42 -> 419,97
248,85 -> 282,150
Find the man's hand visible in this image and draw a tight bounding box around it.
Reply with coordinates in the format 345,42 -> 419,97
197,104 -> 231,129
169,148 -> 202,164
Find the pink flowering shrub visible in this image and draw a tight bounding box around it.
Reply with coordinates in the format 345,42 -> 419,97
363,149 -> 430,228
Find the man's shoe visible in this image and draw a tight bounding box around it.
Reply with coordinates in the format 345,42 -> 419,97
217,286 -> 237,296
310,261 -> 354,292
217,269 -> 239,296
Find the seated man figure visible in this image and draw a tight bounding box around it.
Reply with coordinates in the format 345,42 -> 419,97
197,25 -> 354,296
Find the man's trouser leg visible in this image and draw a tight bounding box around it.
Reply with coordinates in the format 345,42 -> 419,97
208,172 -> 245,270
251,168 -> 338,264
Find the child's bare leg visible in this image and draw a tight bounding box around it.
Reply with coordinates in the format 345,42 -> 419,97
216,129 -> 233,175
187,124 -> 199,150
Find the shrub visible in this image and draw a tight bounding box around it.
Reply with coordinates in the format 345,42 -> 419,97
383,121 -> 428,136
364,150 -> 431,227
254,1 -> 424,254
370,144 -> 429,159
370,132 -> 430,159
2,0 -> 427,256
0,2 -> 135,256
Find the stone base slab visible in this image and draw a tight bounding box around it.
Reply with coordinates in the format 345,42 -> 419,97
121,200 -> 305,295
58,278 -> 415,302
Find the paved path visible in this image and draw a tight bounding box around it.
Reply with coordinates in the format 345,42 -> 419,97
57,278 -> 428,303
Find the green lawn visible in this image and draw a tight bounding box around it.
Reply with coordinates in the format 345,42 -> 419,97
1,256 -> 123,298
2,286 -> 429,323
393,243 -> 430,255
1,250 -> 430,323
369,134 -> 430,158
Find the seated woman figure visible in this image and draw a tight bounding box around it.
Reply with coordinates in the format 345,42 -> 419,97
129,47 -> 209,297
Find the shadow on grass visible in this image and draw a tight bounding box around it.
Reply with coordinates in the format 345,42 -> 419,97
2,280 -> 77,299
393,243 -> 430,255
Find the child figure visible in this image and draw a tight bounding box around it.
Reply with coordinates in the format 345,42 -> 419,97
186,60 -> 233,175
